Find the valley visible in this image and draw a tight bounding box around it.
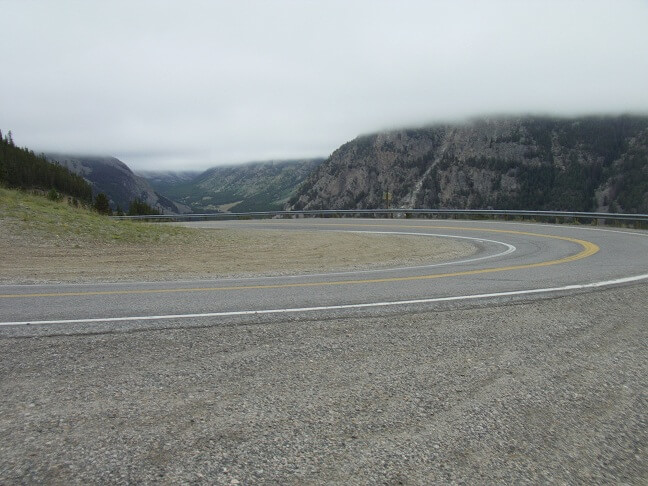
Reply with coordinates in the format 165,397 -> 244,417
139,158 -> 323,213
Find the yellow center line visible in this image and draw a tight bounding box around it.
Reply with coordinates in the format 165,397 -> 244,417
0,224 -> 599,299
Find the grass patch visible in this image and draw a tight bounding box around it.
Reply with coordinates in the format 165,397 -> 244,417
0,186 -> 199,246
1,186 -> 476,284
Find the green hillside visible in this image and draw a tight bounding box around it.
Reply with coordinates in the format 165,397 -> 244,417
0,186 -> 195,246
0,131 -> 92,202
142,159 -> 323,213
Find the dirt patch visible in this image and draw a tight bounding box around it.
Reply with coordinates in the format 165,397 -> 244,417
0,224 -> 476,284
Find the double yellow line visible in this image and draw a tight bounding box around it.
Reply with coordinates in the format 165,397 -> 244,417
0,224 -> 599,299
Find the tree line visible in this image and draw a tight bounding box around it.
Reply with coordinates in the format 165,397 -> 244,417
1,130 -> 163,216
0,129 -> 93,202
93,193 -> 161,216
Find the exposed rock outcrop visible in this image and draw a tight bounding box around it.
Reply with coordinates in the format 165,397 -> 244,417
289,116 -> 648,213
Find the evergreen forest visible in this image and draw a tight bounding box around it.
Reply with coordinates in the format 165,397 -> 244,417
0,130 -> 92,203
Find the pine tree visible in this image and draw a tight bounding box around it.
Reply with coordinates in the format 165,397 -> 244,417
0,132 -> 92,201
93,193 -> 112,215
127,199 -> 160,215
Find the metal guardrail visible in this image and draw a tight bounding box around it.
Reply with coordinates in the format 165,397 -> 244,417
112,208 -> 648,224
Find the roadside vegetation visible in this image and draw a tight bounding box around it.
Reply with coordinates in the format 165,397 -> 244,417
0,186 -> 196,246
1,130 -> 165,217
0,187 -> 472,284
0,131 -> 92,203
0,133 -> 473,283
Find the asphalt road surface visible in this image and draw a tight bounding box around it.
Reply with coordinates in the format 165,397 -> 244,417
1,218 -> 647,484
1,218 -> 647,336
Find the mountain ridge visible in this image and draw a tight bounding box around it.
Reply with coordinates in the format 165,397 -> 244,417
288,115 -> 648,213
47,154 -> 190,214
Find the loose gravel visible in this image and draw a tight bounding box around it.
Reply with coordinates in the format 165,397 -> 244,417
1,283 -> 646,484
0,227 -> 475,284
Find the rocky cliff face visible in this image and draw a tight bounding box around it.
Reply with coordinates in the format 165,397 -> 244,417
289,116 -> 648,213
47,155 -> 190,214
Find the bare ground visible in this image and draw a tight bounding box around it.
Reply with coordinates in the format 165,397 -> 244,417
0,225 -> 475,284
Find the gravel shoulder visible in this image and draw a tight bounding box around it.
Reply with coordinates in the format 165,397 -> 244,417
0,225 -> 475,284
1,190 -> 475,284
1,283 -> 646,484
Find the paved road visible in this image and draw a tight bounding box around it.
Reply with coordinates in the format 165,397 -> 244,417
1,218 -> 647,335
2,218 -> 647,484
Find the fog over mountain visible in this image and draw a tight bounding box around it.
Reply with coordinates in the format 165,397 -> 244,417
2,1 -> 647,170
289,115 -> 648,214
47,154 -> 190,214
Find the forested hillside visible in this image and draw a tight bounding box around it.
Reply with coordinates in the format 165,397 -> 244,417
142,159 -> 323,213
289,116 -> 648,213
47,154 -> 189,214
0,131 -> 92,202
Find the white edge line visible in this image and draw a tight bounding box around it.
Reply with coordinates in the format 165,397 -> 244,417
2,274 -> 647,327
281,231 -> 516,278
0,231 -> 516,288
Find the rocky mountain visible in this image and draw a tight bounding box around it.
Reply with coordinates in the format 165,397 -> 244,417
47,154 -> 190,214
141,159 -> 324,213
289,116 -> 648,214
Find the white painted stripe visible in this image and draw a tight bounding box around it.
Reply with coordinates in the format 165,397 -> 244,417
2,274 -> 647,327
0,230 -> 516,288
279,231 -> 516,278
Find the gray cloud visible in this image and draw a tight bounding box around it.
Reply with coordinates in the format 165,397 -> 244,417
2,0 -> 647,170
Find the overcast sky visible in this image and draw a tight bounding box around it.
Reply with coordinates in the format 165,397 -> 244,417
2,0 -> 648,171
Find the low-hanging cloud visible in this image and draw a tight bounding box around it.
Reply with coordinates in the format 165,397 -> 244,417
2,0 -> 647,170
